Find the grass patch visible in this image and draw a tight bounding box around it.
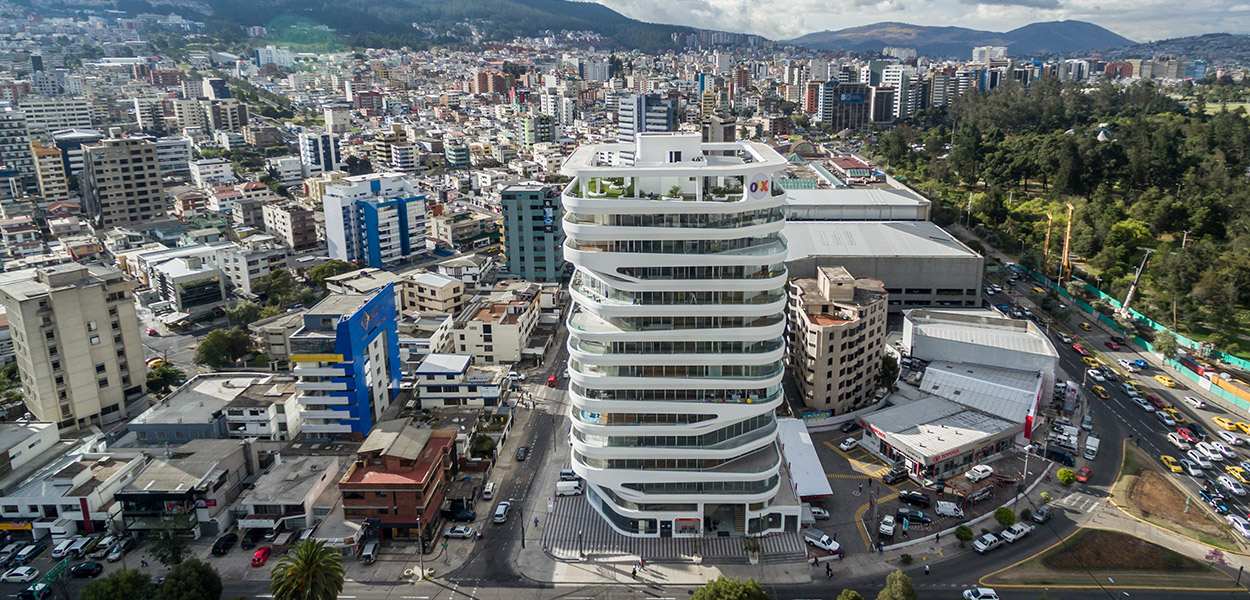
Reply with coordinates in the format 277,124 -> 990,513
984,528 -> 1241,589
1112,444 -> 1242,552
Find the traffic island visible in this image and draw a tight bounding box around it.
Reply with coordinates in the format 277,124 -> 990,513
1111,443 -> 1242,552
981,528 -> 1243,590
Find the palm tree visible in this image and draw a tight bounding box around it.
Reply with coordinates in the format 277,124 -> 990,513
270,539 -> 345,600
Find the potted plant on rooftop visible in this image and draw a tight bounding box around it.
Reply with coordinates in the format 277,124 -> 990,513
664,185 -> 683,201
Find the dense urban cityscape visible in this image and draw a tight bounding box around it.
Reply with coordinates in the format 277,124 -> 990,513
0,3 -> 1247,600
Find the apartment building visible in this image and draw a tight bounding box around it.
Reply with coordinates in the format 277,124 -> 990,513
0,264 -> 145,430
237,455 -> 340,534
190,157 -> 235,188
289,286 -> 401,441
403,271 -> 464,314
17,97 -> 92,140
787,266 -> 888,414
30,142 -> 68,203
562,132 -> 799,538
412,354 -> 505,409
428,209 -> 498,250
323,173 -> 427,268
452,280 -> 540,365
81,136 -> 165,229
500,184 -> 565,282
248,308 -> 307,364
262,201 -> 318,251
0,107 -> 35,194
223,377 -> 303,441
299,132 -> 343,175
338,419 -> 456,541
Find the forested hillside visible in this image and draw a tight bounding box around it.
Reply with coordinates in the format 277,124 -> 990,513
873,79 -> 1250,356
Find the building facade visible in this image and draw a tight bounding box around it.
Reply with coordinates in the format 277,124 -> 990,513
323,173 -> 427,268
338,420 -> 455,543
786,266 -> 888,414
289,286 -> 401,441
81,136 -> 165,229
0,264 -> 145,430
561,133 -> 799,538
501,184 -> 566,283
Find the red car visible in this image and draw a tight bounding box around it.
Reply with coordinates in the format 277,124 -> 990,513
1075,466 -> 1093,483
547,375 -> 557,387
1175,428 -> 1198,443
251,546 -> 271,567
1146,393 -> 1168,409
1072,343 -> 1088,356
1104,340 -> 1121,350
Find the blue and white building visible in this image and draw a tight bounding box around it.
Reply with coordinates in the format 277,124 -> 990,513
322,173 -> 428,268
299,131 -> 343,175
289,284 -> 401,441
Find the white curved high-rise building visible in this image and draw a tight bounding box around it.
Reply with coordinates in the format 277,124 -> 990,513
562,132 -> 799,538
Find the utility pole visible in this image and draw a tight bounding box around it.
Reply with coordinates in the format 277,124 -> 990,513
1119,248 -> 1156,318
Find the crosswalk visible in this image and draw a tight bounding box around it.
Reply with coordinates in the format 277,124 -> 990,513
1053,490 -> 1104,513
539,494 -> 806,564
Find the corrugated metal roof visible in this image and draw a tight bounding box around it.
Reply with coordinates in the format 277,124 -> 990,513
921,361 -> 1041,424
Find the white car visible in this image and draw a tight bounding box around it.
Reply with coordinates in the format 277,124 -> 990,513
984,287 -> 996,296
838,438 -> 859,451
1219,475 -> 1247,496
810,507 -> 830,520
963,589 -> 1000,600
0,567 -> 38,584
1058,333 -> 1072,344
973,533 -> 1002,553
1227,515 -> 1250,538
965,465 -> 994,482
1183,396 -> 1206,409
1213,441 -> 1238,459
1086,369 -> 1106,383
1198,441 -> 1226,462
879,515 -> 896,536
1218,430 -> 1244,446
507,371 -> 525,381
1186,449 -> 1213,469
1155,410 -> 1176,427
1179,458 -> 1204,476
1133,396 -> 1154,411
1117,358 -> 1133,370
1000,522 -> 1035,543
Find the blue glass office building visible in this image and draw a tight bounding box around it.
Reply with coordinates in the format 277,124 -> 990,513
290,283 -> 401,441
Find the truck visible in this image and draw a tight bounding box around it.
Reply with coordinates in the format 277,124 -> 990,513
802,528 -> 840,552
1084,436 -> 1100,460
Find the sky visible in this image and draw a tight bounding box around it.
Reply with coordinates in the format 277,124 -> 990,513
588,0 -> 1249,43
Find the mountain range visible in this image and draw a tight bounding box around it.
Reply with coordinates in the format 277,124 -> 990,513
785,21 -> 1135,57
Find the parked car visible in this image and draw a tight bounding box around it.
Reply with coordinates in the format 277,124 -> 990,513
251,546 -> 272,567
963,588 -> 1000,600
897,490 -> 930,508
809,507 -> 830,520
839,420 -> 863,434
838,438 -> 859,451
1075,466 -> 1093,483
1,567 -> 38,584
1032,505 -> 1053,523
965,465 -> 994,482
972,533 -> 1002,553
1000,522 -> 1035,543
105,538 -> 133,563
448,509 -> 477,523
211,533 -> 239,556
882,467 -> 909,485
444,526 -> 474,539
240,529 -> 265,550
68,562 -> 103,578
895,508 -> 933,524
878,515 -> 896,537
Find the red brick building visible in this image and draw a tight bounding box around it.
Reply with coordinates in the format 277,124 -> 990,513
339,419 -> 456,542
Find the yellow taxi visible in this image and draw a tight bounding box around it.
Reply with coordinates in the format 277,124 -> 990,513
1033,286 -> 1046,294
1227,465 -> 1250,484
1091,385 -> 1109,399
1160,455 -> 1182,473
1213,416 -> 1238,431
1236,422 -> 1250,435
1162,408 -> 1186,424
1125,381 -> 1144,394
1079,322 -> 1093,331
1155,375 -> 1178,388
1082,356 -> 1100,368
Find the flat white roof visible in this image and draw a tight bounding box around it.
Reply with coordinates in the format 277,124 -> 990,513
785,187 -> 929,208
784,221 -> 981,260
415,353 -> 471,375
776,418 -> 834,498
907,310 -> 1057,358
866,396 -> 1017,463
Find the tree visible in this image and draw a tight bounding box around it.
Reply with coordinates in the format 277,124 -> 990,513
1154,331 -> 1180,359
837,591 -> 865,600
994,506 -> 1017,528
156,558 -> 222,600
194,327 -> 253,368
690,576 -> 768,600
1057,468 -> 1076,486
954,525 -> 975,547
82,569 -> 156,600
344,155 -> 372,176
146,364 -> 186,395
309,260 -> 360,288
225,301 -> 264,325
878,355 -> 899,389
875,570 -> 918,600
151,526 -> 190,567
270,539 -> 345,600
1064,280 -> 1088,298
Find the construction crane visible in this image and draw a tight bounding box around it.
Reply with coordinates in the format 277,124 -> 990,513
1119,247 -> 1155,318
1043,214 -> 1054,277
1059,203 -> 1075,285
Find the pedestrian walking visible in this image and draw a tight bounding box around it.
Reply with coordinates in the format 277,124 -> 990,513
141,556 -> 148,567
812,557 -> 819,566
825,564 -> 832,579
631,566 -> 637,579
639,557 -> 645,570
534,517 -> 539,528
858,482 -> 863,493
935,531 -> 940,543
925,564 -> 930,576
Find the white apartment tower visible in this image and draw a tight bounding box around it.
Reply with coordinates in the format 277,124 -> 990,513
561,133 -> 799,538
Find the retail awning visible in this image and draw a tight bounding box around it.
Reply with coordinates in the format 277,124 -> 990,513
777,418 -> 834,499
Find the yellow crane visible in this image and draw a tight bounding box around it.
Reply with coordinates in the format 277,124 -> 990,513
1043,214 -> 1054,277
1060,203 -> 1075,284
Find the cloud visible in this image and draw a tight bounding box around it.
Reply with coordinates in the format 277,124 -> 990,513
959,0 -> 1060,8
